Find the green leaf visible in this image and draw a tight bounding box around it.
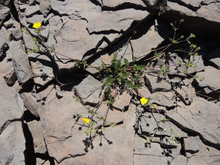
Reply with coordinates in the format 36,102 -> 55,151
124,58 -> 129,67
104,75 -> 114,87
121,72 -> 127,79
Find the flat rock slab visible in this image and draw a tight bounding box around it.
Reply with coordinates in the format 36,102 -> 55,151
0,121 -> 25,165
134,155 -> 169,165
36,85 -> 88,163
159,1 -> 220,37
194,66 -> 220,92
100,0 -> 146,7
9,41 -> 33,84
144,74 -> 172,93
75,75 -> 102,105
55,104 -> 136,165
139,111 -> 188,138
166,97 -> 220,147
0,76 -> 24,133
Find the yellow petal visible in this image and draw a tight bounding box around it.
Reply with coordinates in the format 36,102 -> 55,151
153,104 -> 157,108
82,117 -> 90,124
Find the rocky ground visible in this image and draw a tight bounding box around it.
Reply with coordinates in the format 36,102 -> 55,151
0,0 -> 220,165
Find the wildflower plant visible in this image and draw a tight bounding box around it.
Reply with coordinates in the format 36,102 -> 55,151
27,19 -> 198,146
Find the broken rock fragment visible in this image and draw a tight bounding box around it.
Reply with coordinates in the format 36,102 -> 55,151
75,75 -> 102,105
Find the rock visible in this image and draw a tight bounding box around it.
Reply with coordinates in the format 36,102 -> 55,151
56,104 -> 136,165
3,19 -> 16,28
0,76 -> 25,164
39,2 -> 51,16
74,75 -> 102,105
206,47 -> 220,68
150,92 -> 175,108
134,155 -> 169,165
22,30 -> 37,50
168,52 -> 186,77
26,120 -> 47,154
188,155 -> 220,165
174,85 -> 196,105
184,136 -> 200,155
29,52 -> 56,88
139,111 -> 188,137
113,91 -> 132,111
144,74 -> 172,93
134,135 -> 165,155
159,1 -> 220,38
25,5 -> 40,17
169,155 -> 187,165
54,19 -> 103,62
0,76 -> 24,133
36,85 -> 88,163
166,97 -> 220,147
0,121 -> 25,165
11,27 -> 23,40
100,0 -> 146,7
20,92 -> 40,117
194,66 -> 220,94
131,22 -> 172,59
26,14 -> 44,25
0,6 -> 10,26
3,69 -> 17,86
187,55 -> 204,74
0,32 -> 8,58
9,40 -> 33,84
39,25 -> 49,40
86,8 -> 150,33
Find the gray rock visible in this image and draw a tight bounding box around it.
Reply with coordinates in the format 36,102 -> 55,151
3,19 -> 16,28
22,30 -> 37,50
166,97 -> 220,147
54,19 -> 102,63
206,47 -> 220,68
56,104 -> 136,165
139,111 -> 188,137
187,55 -> 204,74
188,155 -> 220,165
26,120 -> 47,154
144,74 -> 172,93
39,2 -> 51,16
100,0 -> 146,7
150,92 -> 175,108
74,75 -> 102,105
26,14 -> 44,24
11,28 -> 23,40
0,76 -> 24,134
168,53 -> 187,77
3,69 -> 17,86
184,136 -> 200,154
0,6 -> 10,26
134,135 -> 165,155
159,1 -> 220,38
86,8 -> 149,33
113,91 -> 132,111
134,155 -> 169,165
0,121 -> 25,165
36,85 -> 88,163
39,25 -> 49,40
25,5 -> 40,17
131,21 -> 172,59
29,52 -> 55,88
9,40 -> 33,84
169,155 -> 187,165
0,32 -> 8,58
194,66 -> 220,93
174,85 -> 196,105
20,92 -> 39,117
19,4 -> 29,11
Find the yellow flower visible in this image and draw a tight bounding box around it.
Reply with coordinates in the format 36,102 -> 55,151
82,117 -> 90,124
153,104 -> 157,108
92,128 -> 95,133
33,22 -> 41,29
140,97 -> 148,105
